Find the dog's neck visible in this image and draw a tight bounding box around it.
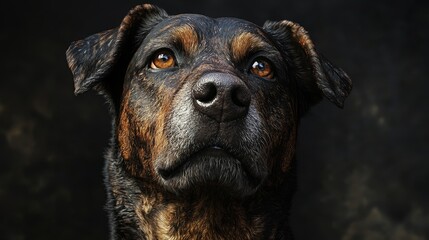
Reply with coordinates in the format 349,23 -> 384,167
139,191 -> 278,239
106,149 -> 295,240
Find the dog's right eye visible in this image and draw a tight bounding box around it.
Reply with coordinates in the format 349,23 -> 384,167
149,49 -> 176,69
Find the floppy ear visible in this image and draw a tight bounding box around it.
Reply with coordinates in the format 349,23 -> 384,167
263,20 -> 352,112
66,4 -> 168,98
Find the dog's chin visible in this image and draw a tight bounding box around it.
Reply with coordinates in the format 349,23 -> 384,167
156,147 -> 263,198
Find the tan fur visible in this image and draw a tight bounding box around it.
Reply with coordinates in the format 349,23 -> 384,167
117,91 -> 132,161
132,198 -> 266,240
172,25 -> 199,55
230,32 -> 268,61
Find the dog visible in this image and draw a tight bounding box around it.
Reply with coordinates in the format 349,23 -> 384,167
66,4 -> 352,240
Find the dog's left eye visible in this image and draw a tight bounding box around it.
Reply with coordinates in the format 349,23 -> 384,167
250,58 -> 274,80
150,49 -> 176,69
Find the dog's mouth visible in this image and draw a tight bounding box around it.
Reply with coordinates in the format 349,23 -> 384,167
158,146 -> 233,179
156,144 -> 263,196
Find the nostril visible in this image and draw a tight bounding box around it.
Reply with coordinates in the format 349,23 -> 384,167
231,86 -> 251,107
193,82 -> 217,103
192,73 -> 251,122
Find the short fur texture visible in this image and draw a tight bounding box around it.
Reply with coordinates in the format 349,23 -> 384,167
66,4 -> 352,240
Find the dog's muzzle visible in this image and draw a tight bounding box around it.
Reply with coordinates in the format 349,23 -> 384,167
154,72 -> 267,197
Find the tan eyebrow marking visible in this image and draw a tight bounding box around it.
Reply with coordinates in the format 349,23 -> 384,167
230,32 -> 267,61
171,24 -> 199,55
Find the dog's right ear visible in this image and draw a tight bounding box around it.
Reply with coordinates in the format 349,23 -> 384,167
66,4 -> 168,97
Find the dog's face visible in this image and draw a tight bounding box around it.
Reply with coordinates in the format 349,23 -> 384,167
66,4 -> 351,197
121,15 -> 297,196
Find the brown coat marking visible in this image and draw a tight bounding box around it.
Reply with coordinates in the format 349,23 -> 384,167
143,198 -> 266,240
171,24 -> 199,55
118,91 -> 132,161
230,32 -> 268,62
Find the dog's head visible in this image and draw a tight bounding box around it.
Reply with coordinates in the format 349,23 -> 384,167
67,4 -> 351,197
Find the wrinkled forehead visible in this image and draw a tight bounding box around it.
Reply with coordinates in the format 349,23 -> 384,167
142,14 -> 277,61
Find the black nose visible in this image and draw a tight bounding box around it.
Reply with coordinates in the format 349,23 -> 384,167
192,72 -> 251,122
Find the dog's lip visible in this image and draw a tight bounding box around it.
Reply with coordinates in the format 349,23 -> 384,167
201,146 -> 232,157
157,144 -> 258,184
156,142 -> 265,192
157,145 -> 233,180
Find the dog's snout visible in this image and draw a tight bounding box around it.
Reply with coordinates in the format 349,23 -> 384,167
192,72 -> 251,122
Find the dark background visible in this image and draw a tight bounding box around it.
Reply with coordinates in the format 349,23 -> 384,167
1,0 -> 428,239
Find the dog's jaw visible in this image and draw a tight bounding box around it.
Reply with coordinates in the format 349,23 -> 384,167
106,145 -> 296,240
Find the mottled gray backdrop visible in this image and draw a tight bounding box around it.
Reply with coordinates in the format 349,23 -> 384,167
1,0 -> 428,239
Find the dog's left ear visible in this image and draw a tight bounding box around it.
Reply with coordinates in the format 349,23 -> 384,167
263,20 -> 352,111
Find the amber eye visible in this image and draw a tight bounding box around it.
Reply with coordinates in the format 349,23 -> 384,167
250,58 -> 274,79
150,50 -> 176,69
